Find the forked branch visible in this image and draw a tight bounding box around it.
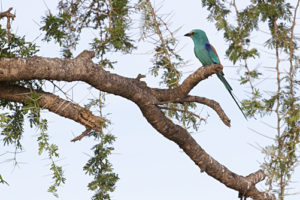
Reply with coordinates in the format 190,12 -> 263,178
0,50 -> 273,199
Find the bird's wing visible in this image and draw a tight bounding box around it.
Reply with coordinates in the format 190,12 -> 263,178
205,44 -> 220,64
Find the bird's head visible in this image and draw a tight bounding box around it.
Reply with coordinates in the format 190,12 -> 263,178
184,29 -> 209,44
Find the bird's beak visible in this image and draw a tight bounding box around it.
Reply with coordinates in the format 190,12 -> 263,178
184,32 -> 193,37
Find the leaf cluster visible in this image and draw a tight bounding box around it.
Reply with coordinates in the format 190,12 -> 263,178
41,0 -> 134,62
84,132 -> 118,200
36,118 -> 65,198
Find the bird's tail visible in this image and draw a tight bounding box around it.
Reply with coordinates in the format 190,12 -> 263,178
217,72 -> 232,91
217,73 -> 247,120
227,90 -> 247,120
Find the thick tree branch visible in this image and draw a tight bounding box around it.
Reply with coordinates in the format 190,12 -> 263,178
178,64 -> 223,96
0,51 -> 158,105
0,50 -> 273,199
0,83 -> 105,133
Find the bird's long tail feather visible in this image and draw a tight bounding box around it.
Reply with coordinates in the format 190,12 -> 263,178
216,73 -> 247,120
227,90 -> 247,120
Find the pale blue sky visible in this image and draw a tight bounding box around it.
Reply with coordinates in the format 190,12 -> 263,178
1,0 -> 299,200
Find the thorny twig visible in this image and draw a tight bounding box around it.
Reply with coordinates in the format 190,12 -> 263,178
0,7 -> 16,43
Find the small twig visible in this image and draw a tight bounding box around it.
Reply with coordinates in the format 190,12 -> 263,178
0,7 -> 16,43
71,128 -> 92,142
232,0 -> 257,100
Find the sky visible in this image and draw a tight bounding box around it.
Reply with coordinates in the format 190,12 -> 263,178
1,0 -> 299,200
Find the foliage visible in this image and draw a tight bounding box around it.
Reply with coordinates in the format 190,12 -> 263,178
0,25 -> 38,58
0,22 -> 41,186
41,0 -> 135,62
25,92 -> 66,197
84,132 -> 118,200
0,104 -> 24,149
0,92 -> 66,196
83,92 -> 118,200
36,119 -> 65,197
201,0 -> 300,199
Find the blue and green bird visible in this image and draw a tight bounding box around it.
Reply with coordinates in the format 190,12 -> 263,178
185,29 -> 246,119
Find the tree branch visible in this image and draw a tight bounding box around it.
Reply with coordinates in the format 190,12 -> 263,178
151,64 -> 223,101
179,96 -> 231,127
177,64 -> 223,96
0,50 -> 273,199
156,95 -> 230,127
0,51 -> 158,105
0,83 -> 105,133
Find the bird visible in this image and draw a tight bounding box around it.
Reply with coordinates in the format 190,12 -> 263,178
184,29 -> 247,119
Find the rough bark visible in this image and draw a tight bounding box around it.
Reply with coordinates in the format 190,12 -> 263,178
0,50 -> 275,200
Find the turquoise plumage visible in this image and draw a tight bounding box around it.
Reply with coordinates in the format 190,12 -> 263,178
185,29 -> 246,119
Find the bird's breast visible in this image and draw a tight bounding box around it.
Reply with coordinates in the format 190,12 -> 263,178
194,47 -> 213,66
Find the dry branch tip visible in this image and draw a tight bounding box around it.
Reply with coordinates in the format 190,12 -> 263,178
71,127 -> 92,142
